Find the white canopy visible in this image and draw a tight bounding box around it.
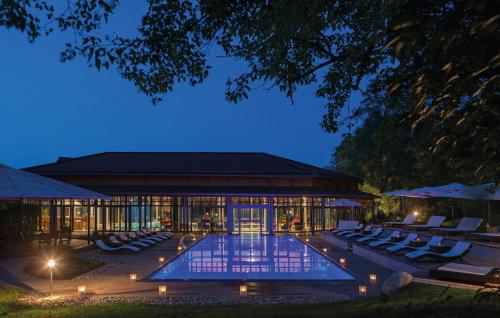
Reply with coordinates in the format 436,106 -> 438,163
325,199 -> 362,207
0,164 -> 111,200
383,183 -> 499,200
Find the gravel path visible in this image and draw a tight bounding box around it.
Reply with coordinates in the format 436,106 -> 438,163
20,294 -> 349,307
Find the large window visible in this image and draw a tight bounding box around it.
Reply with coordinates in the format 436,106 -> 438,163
188,197 -> 226,232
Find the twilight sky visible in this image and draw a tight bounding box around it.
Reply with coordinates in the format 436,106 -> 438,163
0,2 -> 359,169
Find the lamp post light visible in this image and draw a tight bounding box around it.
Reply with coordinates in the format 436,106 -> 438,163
47,259 -> 55,297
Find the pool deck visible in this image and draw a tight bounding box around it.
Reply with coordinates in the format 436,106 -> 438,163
0,234 -> 392,300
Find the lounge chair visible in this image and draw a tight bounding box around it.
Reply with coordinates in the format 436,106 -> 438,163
387,235 -> 443,254
431,217 -> 483,236
331,221 -> 359,234
383,214 -> 417,227
143,227 -> 173,239
95,240 -> 140,253
118,233 -> 150,247
109,234 -> 148,249
338,224 -> 367,236
405,216 -> 446,231
344,225 -> 374,238
128,232 -> 157,245
355,228 -> 384,243
136,230 -> 163,242
367,231 -> 402,247
430,262 -> 500,285
469,232 -> 500,243
404,241 -> 471,262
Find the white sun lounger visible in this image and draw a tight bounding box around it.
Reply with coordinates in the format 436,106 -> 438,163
430,262 -> 500,284
388,235 -> 444,254
385,233 -> 418,252
118,233 -> 152,247
406,216 -> 446,230
383,214 -> 417,227
343,225 -> 373,238
469,232 -> 500,242
404,241 -> 471,261
95,240 -> 140,253
368,231 -> 402,247
143,227 -> 173,239
136,231 -> 162,242
109,234 -> 148,249
355,228 -> 384,243
332,221 -> 359,234
431,217 -> 483,235
128,232 -> 157,245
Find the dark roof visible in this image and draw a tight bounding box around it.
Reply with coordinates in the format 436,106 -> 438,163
80,185 -> 376,198
25,152 -> 360,181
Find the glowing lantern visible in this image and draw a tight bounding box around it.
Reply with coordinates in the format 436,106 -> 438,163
129,273 -> 137,282
158,285 -> 167,296
78,285 -> 86,296
359,285 -> 367,296
240,283 -> 248,296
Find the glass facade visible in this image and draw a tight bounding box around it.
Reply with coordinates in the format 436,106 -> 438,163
37,195 -> 369,237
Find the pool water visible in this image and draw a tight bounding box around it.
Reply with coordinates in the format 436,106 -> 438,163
148,234 -> 354,281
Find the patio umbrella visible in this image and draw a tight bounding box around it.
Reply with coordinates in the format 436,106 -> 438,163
325,199 -> 362,207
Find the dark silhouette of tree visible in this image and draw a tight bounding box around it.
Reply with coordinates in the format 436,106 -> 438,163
1,0 -> 498,183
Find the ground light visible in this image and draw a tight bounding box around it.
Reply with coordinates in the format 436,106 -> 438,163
158,285 -> 167,296
159,256 -> 165,264
339,257 -> 346,265
239,283 -> 248,296
322,247 -> 328,253
177,246 -> 183,251
369,274 -> 377,283
47,259 -> 55,297
78,285 -> 86,296
358,285 -> 367,296
129,273 -> 137,282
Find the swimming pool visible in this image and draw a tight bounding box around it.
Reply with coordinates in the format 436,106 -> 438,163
148,234 -> 354,281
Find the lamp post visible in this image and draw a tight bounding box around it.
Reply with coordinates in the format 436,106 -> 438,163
47,259 -> 55,297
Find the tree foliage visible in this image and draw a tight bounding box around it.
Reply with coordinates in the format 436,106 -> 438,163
1,0 -> 498,183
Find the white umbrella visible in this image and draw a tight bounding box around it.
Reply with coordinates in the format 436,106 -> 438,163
325,199 -> 362,207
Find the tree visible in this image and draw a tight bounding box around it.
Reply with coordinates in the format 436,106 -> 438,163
1,0 -> 498,183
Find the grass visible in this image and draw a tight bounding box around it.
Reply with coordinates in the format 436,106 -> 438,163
0,283 -> 498,318
23,247 -> 104,280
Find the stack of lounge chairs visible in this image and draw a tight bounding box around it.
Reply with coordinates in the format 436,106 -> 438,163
95,228 -> 174,254
430,262 -> 500,285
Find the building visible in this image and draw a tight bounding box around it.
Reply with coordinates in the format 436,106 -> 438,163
26,152 -> 374,236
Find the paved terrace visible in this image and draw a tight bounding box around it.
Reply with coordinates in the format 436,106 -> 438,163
0,234 -> 395,302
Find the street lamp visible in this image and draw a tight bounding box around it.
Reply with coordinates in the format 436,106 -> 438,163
47,259 -> 55,296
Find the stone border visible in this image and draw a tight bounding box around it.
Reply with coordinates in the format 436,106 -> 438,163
20,294 -> 349,307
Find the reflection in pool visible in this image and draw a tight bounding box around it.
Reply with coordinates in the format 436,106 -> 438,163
148,234 -> 354,281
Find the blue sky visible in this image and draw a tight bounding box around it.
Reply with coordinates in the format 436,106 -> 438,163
0,2 -> 359,169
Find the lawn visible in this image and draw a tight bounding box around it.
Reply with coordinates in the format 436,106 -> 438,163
0,283 -> 498,318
